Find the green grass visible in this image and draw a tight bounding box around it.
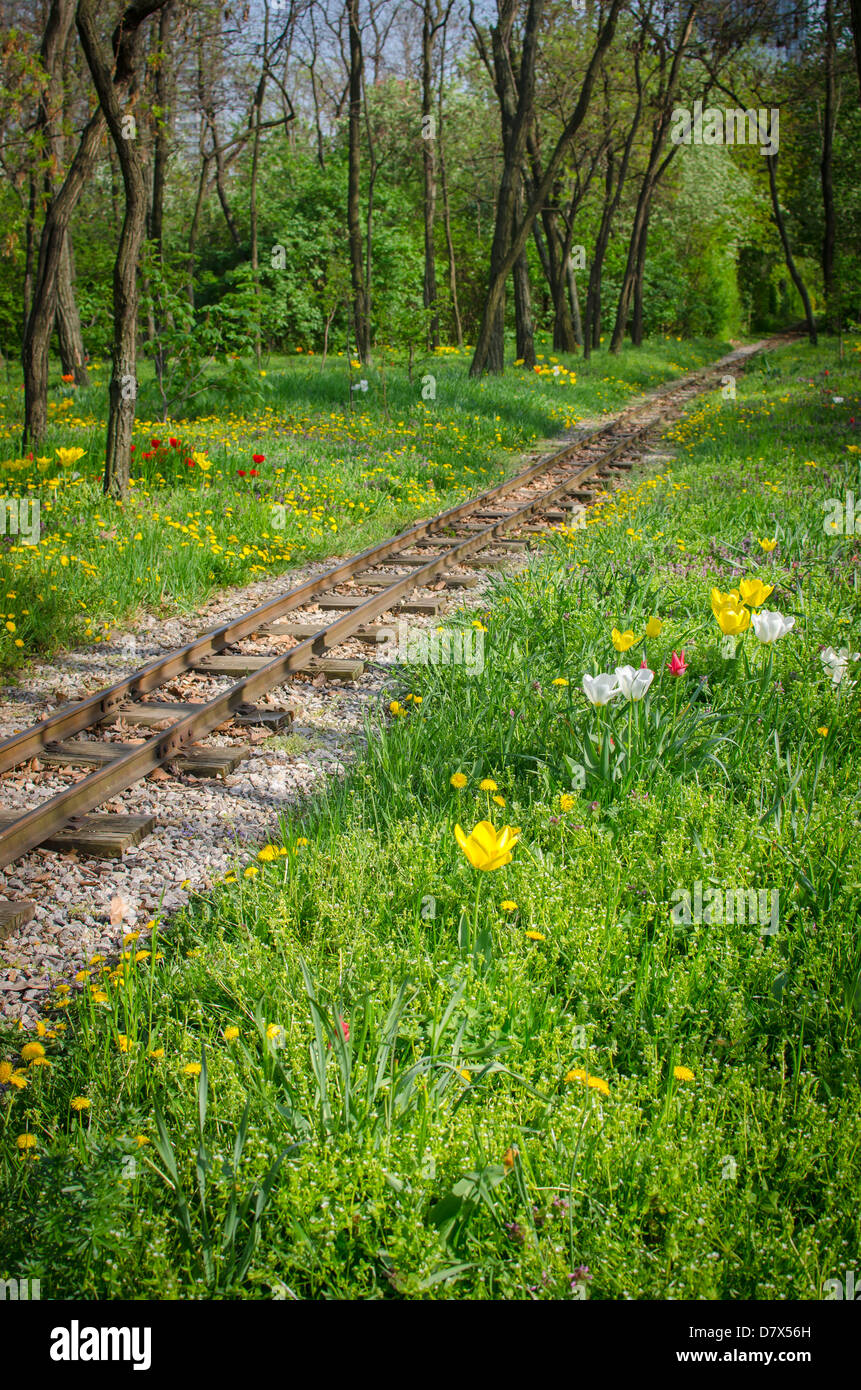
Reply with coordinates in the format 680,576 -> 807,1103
0,335 -> 726,675
2,336 -> 859,1300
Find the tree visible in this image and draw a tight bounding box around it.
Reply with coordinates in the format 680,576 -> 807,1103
76,0 -> 170,495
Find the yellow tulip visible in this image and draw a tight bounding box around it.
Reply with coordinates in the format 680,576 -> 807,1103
55,446 -> 86,468
645,617 -> 663,638
714,602 -> 751,636
710,586 -> 741,620
611,628 -> 637,652
455,821 -> 520,871
738,578 -> 773,608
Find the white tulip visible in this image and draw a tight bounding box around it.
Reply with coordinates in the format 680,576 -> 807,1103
751,610 -> 794,644
820,645 -> 857,687
614,664 -> 654,701
582,672 -> 620,706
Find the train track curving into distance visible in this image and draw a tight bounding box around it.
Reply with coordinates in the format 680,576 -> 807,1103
0,334 -> 795,936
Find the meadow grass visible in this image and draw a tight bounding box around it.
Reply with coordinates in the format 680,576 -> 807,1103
1,337 -> 859,1300
0,335 -> 724,674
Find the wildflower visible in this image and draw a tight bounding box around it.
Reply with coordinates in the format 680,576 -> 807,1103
252,454 -> 265,464
135,1135 -> 149,1146
500,900 -> 518,911
224,1026 -> 240,1041
8,1070 -> 27,1089
257,845 -> 279,862
16,1133 -> 37,1151
389,700 -> 406,717
817,726 -> 828,736
296,836 -> 309,847
450,772 -> 467,789
645,617 -> 663,638
551,677 -> 569,686
566,1068 -> 588,1084
714,602 -> 750,636
614,664 -> 653,700
70,1097 -> 91,1111
183,1062 -> 202,1077
266,1023 -> 284,1044
738,578 -> 773,607
667,650 -> 688,676
0,1060 -> 12,1084
117,1034 -> 130,1053
586,1076 -> 610,1096
525,930 -> 546,941
673,1065 -> 694,1081
820,646 -> 856,687
243,865 -> 259,878
458,1068 -> 472,1082
479,779 -> 498,792
454,821 -> 520,871
493,795 -> 506,807
759,538 -> 777,552
21,1041 -> 45,1062
751,611 -> 794,644
611,627 -> 637,652
55,446 -> 86,468
29,1057 -> 51,1068
559,794 -> 575,812
582,672 -> 619,706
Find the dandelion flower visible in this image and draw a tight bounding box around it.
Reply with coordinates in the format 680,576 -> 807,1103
70,1097 -> 91,1112
450,772 -> 467,789
500,900 -> 518,911
21,1041 -> 45,1062
224,1026 -> 240,1042
673,1065 -> 694,1081
183,1062 -> 202,1077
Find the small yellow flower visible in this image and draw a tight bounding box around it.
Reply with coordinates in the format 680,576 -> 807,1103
135,1135 -> 150,1147
566,1067 -> 589,1084
16,1133 -> 37,1150
551,677 -> 569,687
70,1096 -> 91,1111
450,772 -> 467,789
525,930 -> 546,941
266,1023 -> 283,1043
817,726 -> 829,736
492,795 -> 506,807
673,1065 -> 695,1081
611,628 -> 637,652
759,538 -> 777,552
296,836 -> 309,847
479,779 -> 498,791
645,617 -> 663,638
148,1048 -> 164,1060
243,865 -> 259,878
559,793 -> 575,812
21,1041 -> 45,1062
183,1062 -> 202,1077
586,1075 -> 610,1097
29,1056 -> 51,1068
257,845 -> 279,861
458,1067 -> 472,1083
0,1060 -> 12,1084
224,1026 -> 240,1042
500,900 -> 518,911
117,1034 -> 130,1053
8,1070 -> 28,1089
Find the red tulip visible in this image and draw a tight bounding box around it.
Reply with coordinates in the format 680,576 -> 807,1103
238,470 -> 246,477
151,438 -> 161,448
667,650 -> 688,676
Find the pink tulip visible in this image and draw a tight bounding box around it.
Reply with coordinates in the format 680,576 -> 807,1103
667,650 -> 688,676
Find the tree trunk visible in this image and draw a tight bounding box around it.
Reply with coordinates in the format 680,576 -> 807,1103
56,233 -> 88,382
470,0 -> 621,377
421,1 -> 439,348
77,0 -> 169,496
631,208 -> 650,346
849,0 -> 861,106
347,0 -> 371,362
22,110 -> 104,448
821,0 -> 836,326
766,154 -> 817,345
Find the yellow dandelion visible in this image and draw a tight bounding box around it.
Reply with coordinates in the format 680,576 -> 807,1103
673,1065 -> 694,1081
450,772 -> 467,789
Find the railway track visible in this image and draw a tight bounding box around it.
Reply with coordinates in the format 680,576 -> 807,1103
0,336 -> 790,939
